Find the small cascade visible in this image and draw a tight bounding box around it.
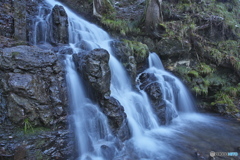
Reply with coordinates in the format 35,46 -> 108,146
147,52 -> 196,113
32,5 -> 51,45
36,0 -> 197,159
65,55 -> 116,160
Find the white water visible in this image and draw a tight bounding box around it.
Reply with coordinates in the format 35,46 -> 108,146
33,5 -> 51,44
39,0 -> 200,159
147,53 -> 196,113
65,55 -> 116,160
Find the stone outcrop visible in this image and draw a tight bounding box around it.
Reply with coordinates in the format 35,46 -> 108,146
50,5 -> 69,44
73,48 -> 130,140
73,48 -> 111,98
0,45 -> 67,127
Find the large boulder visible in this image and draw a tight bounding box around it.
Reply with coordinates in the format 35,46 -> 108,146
73,48 -> 130,140
73,48 -> 111,98
0,45 -> 67,127
50,5 -> 69,44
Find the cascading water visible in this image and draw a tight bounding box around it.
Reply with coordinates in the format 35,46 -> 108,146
33,0 -> 240,160
33,4 -> 51,45
147,52 -> 196,113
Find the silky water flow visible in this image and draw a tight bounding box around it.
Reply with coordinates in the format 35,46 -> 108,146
33,1 -> 240,159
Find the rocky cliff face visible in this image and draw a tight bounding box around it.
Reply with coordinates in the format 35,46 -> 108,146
0,37 -> 73,159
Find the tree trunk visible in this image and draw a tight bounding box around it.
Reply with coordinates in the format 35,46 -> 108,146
145,0 -> 162,35
93,0 -> 114,17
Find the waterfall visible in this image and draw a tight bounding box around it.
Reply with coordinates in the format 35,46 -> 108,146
65,55 -> 116,160
35,0 -> 197,159
147,52 -> 196,113
33,4 -> 51,45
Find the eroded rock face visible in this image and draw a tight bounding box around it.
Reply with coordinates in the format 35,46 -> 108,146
50,5 -> 69,44
73,48 -> 111,98
0,45 -> 67,127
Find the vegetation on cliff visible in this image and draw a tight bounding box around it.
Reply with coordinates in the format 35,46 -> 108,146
96,0 -> 240,117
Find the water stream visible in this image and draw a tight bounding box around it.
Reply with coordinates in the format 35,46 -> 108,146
34,0 -> 240,159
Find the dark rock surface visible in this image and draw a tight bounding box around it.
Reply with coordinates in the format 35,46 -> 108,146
50,5 -> 69,44
100,97 -> 130,141
0,45 -> 67,127
0,127 -> 74,160
73,48 -> 111,98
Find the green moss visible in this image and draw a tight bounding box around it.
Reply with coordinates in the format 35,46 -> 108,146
101,17 -> 141,35
208,47 -> 224,65
198,63 -> 213,76
123,39 -> 149,62
187,70 -> 199,78
211,92 -> 239,113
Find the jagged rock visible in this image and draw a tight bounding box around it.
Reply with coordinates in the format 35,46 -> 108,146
100,97 -> 130,141
138,72 -> 167,124
73,48 -> 111,98
0,45 -> 67,127
50,5 -> 69,44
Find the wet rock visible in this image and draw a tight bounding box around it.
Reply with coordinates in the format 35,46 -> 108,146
144,82 -> 167,124
73,48 -> 111,98
0,45 -> 67,127
100,97 -> 130,141
50,5 -> 69,44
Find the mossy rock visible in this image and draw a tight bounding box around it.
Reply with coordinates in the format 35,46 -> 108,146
123,39 -> 149,63
156,38 -> 191,59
